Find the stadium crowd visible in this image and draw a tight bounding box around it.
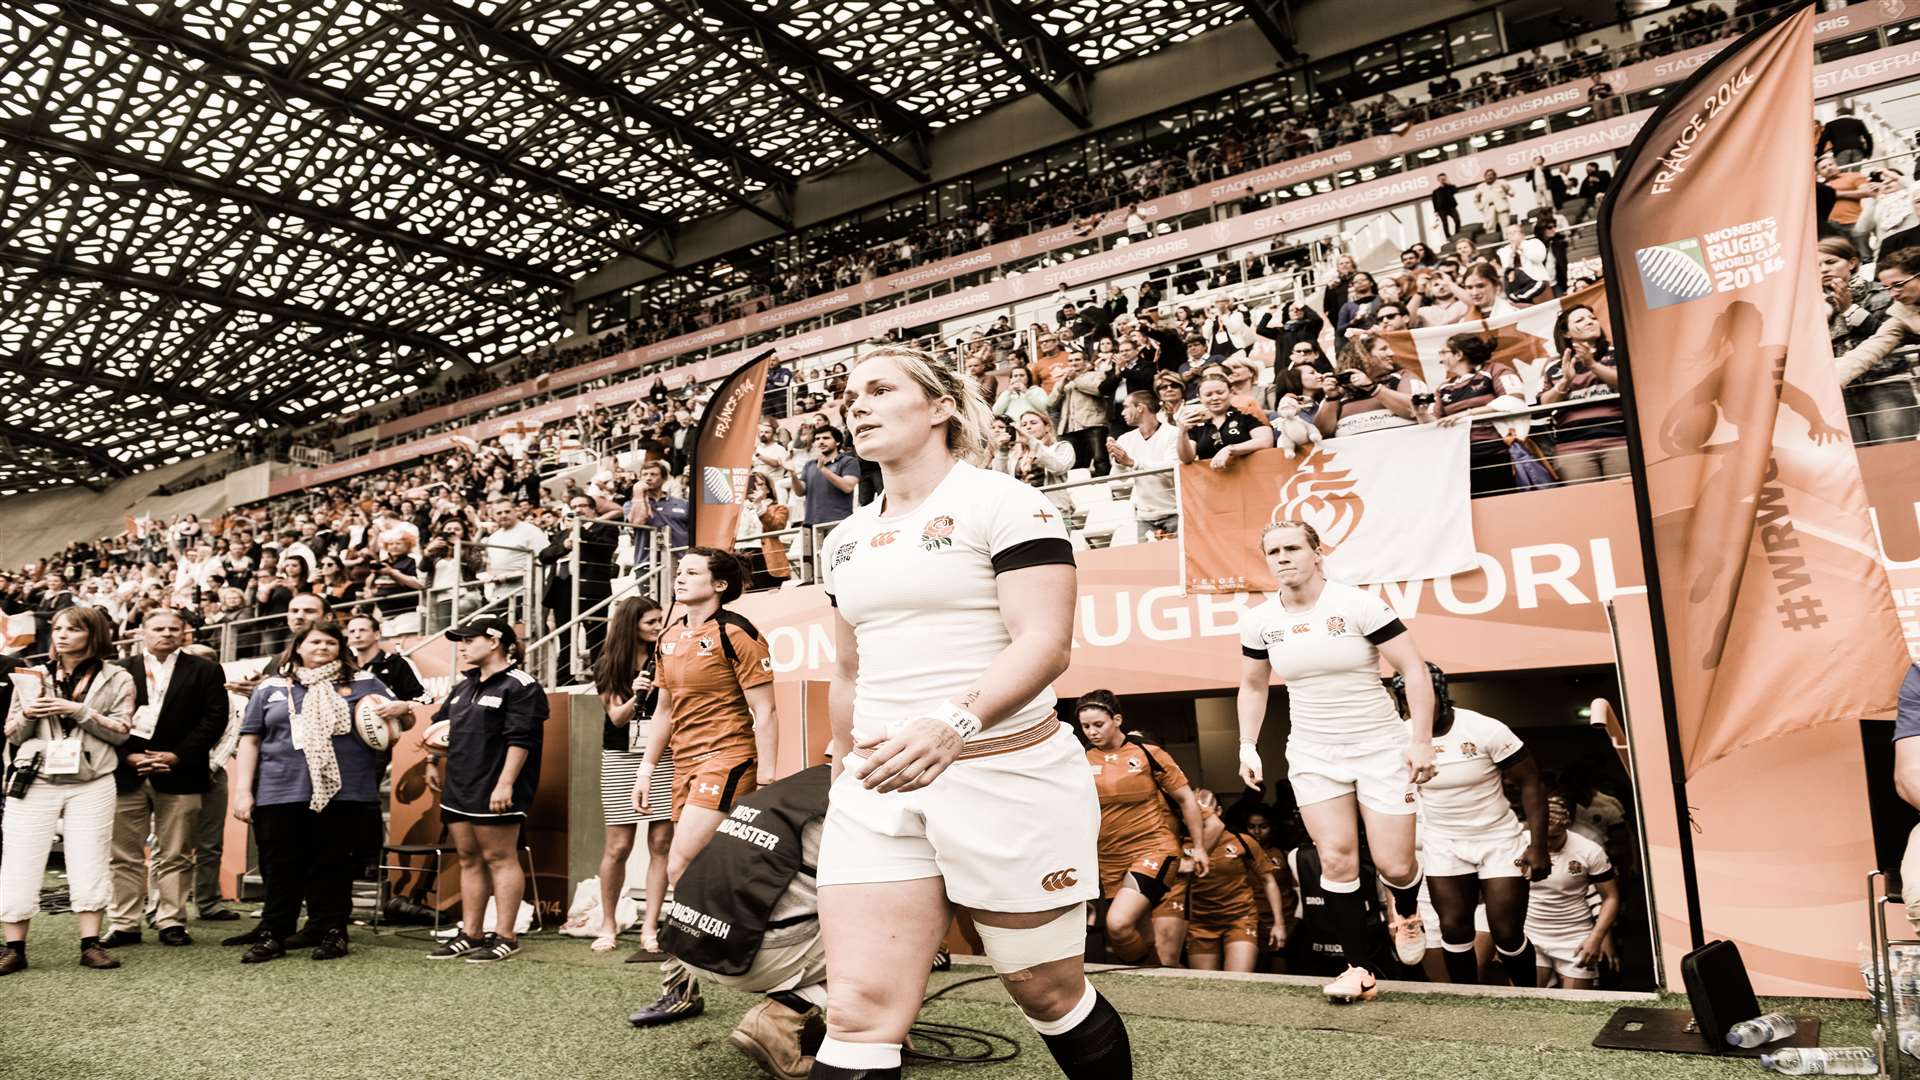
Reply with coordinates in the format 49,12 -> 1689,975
293,0 -> 1795,452
15,118 -> 1920,665
1,7 -> 1906,1077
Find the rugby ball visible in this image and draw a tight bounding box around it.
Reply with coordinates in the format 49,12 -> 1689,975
352,695 -> 393,751
421,719 -> 451,753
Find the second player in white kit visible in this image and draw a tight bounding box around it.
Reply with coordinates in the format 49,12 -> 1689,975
1410,686 -> 1549,987
1234,521 -> 1437,1003
809,345 -> 1130,1080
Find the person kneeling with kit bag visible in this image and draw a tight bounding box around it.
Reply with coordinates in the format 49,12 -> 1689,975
658,764 -> 828,1080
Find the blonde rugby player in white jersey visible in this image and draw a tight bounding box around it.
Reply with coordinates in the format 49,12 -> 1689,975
808,344 -> 1127,1080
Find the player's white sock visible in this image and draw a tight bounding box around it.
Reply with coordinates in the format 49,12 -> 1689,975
813,1037 -> 901,1071
1025,978 -> 1099,1035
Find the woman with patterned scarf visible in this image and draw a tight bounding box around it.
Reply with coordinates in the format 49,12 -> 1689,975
226,621 -> 394,963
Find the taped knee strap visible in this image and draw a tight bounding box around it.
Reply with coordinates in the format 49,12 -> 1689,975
975,905 -> 1087,975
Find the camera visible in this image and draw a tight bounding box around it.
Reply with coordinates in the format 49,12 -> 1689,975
6,751 -> 42,800
1332,369 -> 1377,400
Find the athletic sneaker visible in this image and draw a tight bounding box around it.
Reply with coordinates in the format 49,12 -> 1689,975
1390,912 -> 1427,966
425,930 -> 485,961
1323,964 -> 1379,1003
629,981 -> 705,1027
465,935 -> 521,964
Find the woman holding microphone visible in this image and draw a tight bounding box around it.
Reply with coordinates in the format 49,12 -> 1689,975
589,597 -> 673,957
1236,521 -> 1437,1002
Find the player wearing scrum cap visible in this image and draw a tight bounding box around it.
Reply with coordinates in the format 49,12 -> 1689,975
422,614 -> 547,965
808,345 -> 1127,1080
1526,792 -> 1620,989
1235,520 -> 1437,1003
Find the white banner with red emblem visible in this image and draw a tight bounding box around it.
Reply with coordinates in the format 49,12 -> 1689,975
1178,423 -> 1477,593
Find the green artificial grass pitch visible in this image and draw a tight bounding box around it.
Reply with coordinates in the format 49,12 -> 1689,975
0,913 -> 1878,1080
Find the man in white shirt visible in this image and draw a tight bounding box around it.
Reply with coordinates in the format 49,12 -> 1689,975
482,499 -> 551,606
1107,391 -> 1182,536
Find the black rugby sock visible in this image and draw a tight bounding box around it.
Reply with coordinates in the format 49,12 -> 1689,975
1440,942 -> 1480,984
1496,939 -> 1538,988
1032,984 -> 1132,1080
1322,883 -> 1382,977
1381,871 -> 1423,919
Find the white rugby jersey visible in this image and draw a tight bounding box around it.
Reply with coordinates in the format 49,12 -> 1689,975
1238,581 -> 1407,744
1417,708 -> 1527,839
821,461 -> 1074,744
1524,829 -> 1613,938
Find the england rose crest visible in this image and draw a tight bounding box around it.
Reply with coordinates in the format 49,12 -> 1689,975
921,515 -> 956,551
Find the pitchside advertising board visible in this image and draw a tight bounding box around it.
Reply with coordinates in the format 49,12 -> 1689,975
733,441 -> 1920,696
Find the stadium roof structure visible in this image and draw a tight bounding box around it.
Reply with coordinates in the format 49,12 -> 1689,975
0,0 -> 1249,495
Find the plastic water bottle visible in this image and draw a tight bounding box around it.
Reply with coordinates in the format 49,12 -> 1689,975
1897,946 -> 1920,1030
1727,1013 -> 1797,1048
1757,1048 -> 1878,1075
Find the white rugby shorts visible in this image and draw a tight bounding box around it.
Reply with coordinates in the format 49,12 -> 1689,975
817,722 -> 1101,913
1286,737 -> 1415,816
1422,828 -> 1530,880
1531,928 -> 1598,980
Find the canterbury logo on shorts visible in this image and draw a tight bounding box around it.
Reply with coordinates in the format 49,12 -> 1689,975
1040,868 -> 1079,891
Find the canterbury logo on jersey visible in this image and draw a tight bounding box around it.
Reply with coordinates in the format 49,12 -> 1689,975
869,531 -> 899,546
1290,623 -> 1311,635
1040,868 -> 1079,891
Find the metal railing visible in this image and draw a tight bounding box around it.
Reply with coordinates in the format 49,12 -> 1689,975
524,518 -> 668,686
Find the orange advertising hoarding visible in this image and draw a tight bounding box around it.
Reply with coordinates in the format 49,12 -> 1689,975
739,478 -> 1648,692
740,439 -> 1920,689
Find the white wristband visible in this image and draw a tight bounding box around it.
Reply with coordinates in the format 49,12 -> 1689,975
933,702 -> 983,740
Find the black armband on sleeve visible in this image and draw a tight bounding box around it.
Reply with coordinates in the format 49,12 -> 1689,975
1493,744 -> 1534,770
1241,645 -> 1268,660
1588,869 -> 1616,884
825,592 -> 837,608
991,537 -> 1075,575
1364,618 -> 1407,645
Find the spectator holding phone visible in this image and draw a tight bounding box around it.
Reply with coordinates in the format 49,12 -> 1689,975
1012,410 -> 1076,492
1177,372 -> 1273,471
1050,351 -> 1112,477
